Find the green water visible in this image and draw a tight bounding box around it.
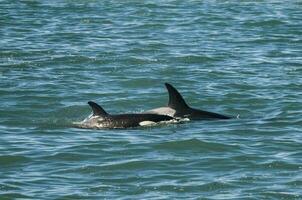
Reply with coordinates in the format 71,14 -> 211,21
1,1 -> 302,199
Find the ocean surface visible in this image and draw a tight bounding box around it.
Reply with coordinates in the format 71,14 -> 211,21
1,1 -> 302,199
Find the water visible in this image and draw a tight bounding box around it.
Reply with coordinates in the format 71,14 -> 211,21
1,1 -> 302,199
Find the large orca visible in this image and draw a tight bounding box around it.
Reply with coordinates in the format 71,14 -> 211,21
76,101 -> 176,129
145,83 -> 231,120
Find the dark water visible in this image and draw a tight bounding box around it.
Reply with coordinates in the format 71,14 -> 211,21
1,1 -> 302,199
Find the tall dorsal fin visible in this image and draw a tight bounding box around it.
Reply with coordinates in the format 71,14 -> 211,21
88,101 -> 109,116
165,83 -> 189,110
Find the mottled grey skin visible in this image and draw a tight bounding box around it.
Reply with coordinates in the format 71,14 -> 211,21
145,83 -> 231,120
77,101 -> 175,129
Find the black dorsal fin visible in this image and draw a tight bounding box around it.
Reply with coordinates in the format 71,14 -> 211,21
165,83 -> 189,110
88,101 -> 109,116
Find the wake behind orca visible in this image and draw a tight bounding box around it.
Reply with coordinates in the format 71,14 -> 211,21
145,83 -> 231,120
76,101 -> 176,129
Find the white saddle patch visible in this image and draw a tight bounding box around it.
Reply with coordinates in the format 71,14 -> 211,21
144,107 -> 176,117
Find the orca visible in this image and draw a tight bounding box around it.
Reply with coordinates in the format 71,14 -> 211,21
76,101 -> 176,129
145,83 -> 231,120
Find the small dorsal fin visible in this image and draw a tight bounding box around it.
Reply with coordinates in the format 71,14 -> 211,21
88,101 -> 109,116
165,83 -> 189,110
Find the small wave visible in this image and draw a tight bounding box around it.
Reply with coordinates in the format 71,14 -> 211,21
0,155 -> 31,166
154,138 -> 240,152
243,19 -> 286,27
259,160 -> 301,170
173,55 -> 219,64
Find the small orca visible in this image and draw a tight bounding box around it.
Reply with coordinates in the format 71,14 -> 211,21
145,83 -> 231,120
76,101 -> 176,129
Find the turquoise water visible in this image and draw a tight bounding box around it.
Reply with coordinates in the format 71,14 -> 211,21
1,1 -> 302,199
